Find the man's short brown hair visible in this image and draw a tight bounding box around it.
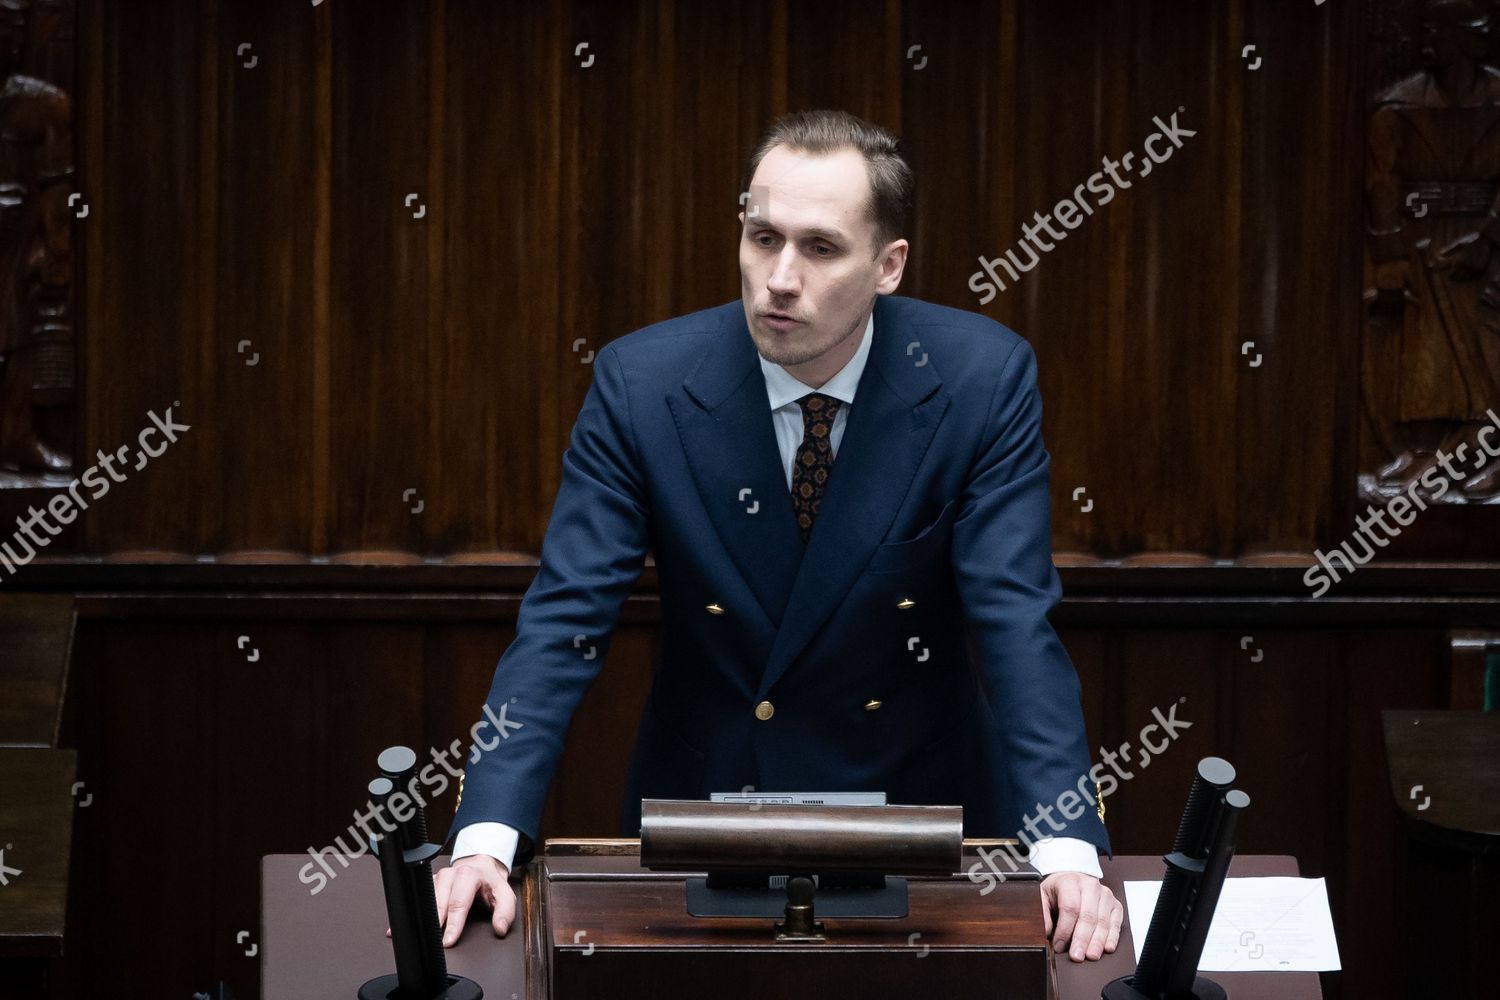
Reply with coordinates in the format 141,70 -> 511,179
743,109 -> 913,258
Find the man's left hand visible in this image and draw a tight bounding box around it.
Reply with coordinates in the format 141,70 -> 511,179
1039,871 -> 1123,962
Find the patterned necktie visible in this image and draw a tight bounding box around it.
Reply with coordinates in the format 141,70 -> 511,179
790,392 -> 842,543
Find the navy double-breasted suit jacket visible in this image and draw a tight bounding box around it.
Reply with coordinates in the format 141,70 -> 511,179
453,294 -> 1109,866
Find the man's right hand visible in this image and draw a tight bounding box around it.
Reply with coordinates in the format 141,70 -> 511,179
433,854 -> 515,947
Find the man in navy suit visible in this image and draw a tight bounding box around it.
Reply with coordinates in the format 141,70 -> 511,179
433,109 -> 1123,961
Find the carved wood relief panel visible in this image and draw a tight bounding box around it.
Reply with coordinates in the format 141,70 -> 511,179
1361,0 -> 1500,506
0,0 -> 74,487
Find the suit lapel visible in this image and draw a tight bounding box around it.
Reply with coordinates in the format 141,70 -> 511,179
758,296 -> 948,696
669,306 -> 804,630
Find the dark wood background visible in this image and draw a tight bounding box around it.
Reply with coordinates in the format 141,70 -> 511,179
2,1 -> 1497,997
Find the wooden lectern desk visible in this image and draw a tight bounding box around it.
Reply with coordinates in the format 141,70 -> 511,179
262,844 -> 1322,1000
539,840 -> 1044,999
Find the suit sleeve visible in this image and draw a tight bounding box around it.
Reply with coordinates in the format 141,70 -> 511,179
451,342 -> 650,865
950,338 -> 1110,856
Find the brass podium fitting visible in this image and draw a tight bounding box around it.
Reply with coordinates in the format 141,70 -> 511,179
773,874 -> 826,941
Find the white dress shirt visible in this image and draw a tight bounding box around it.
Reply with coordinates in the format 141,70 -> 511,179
758,311 -> 873,488
454,310 -> 1101,880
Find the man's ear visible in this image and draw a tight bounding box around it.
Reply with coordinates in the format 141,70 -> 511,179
737,210 -> 745,225
875,239 -> 909,295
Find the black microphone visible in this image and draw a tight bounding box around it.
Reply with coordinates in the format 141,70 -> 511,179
357,746 -> 484,1000
1102,756 -> 1249,1000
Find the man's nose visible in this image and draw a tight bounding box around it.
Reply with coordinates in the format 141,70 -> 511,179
767,246 -> 801,295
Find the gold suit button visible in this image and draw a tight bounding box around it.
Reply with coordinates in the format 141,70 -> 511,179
706,603 -> 725,615
754,700 -> 775,721
897,598 -> 915,609
864,699 -> 883,711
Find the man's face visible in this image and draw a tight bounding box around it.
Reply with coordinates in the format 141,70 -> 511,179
738,144 -> 906,368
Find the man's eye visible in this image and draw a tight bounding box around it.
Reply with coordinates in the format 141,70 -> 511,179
813,245 -> 834,257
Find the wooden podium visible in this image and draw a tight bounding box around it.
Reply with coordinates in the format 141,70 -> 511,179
262,845 -> 1324,999
536,839 -> 1047,1000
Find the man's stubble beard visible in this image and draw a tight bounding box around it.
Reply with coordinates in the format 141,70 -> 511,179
753,309 -> 865,368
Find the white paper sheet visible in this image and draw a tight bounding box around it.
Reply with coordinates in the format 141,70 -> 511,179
1123,877 -> 1341,972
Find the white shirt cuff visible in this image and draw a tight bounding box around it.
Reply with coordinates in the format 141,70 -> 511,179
1026,836 -> 1103,879
452,821 -> 519,873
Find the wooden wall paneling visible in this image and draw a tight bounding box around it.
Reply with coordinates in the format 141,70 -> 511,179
1222,630 -> 1337,873
64,621 -> 221,994
326,0 -> 435,555
78,0 -> 211,554
782,0 -> 902,134
616,0 -> 679,332
1008,1 -> 1133,560
565,0 -> 673,451
206,619 -> 321,993
310,2 -> 331,557
213,0 -> 322,555
897,0 -> 1014,308
63,0 -> 96,553
1109,1 -> 1240,558
1334,629 -> 1448,1000
61,616 -> 459,997
1233,0 -> 1362,557
550,0 -> 642,551
316,622 -> 427,806
243,621 -> 426,992
431,3 -> 551,555
665,0 -> 762,315
56,0 -> 1490,567
1107,631 -> 1226,852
